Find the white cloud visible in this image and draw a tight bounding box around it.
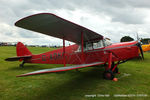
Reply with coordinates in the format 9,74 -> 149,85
0,0 -> 150,45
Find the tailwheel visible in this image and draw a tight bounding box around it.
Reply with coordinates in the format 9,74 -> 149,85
103,70 -> 114,80
19,63 -> 24,68
19,61 -> 25,68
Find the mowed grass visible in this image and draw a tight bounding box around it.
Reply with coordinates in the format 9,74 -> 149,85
0,46 -> 150,100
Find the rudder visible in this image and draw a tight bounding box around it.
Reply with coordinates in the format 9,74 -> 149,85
16,42 -> 32,56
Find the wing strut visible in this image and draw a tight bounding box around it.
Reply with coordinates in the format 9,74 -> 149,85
63,38 -> 66,67
81,31 -> 85,63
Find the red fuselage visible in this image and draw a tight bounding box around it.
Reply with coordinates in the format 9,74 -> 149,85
26,41 -> 139,65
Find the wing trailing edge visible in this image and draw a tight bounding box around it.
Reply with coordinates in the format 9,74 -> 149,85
17,62 -> 105,77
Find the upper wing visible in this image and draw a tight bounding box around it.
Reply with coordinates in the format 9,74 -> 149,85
15,13 -> 103,44
17,62 -> 104,77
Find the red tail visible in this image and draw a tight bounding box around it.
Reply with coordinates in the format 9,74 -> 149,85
16,42 -> 32,56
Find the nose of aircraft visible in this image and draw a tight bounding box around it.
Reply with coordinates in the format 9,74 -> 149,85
137,42 -> 144,59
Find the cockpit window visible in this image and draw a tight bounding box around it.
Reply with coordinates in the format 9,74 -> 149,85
93,40 -> 104,49
76,39 -> 112,52
85,43 -> 93,51
104,39 -> 112,46
76,40 -> 106,52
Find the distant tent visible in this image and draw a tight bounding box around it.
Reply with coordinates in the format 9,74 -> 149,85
141,38 -> 150,44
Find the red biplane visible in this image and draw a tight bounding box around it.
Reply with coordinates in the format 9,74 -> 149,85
5,13 -> 144,80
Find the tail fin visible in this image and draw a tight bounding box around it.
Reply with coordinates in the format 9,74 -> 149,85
16,42 -> 32,56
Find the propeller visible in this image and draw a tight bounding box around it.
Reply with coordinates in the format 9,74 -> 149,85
136,32 -> 144,59
137,42 -> 144,59
136,32 -> 140,41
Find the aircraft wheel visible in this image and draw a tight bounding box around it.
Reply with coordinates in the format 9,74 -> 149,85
103,70 -> 114,80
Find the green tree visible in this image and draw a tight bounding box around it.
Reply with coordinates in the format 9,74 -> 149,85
120,36 -> 134,42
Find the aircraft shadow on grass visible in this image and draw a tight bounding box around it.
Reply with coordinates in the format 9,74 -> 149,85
7,65 -> 106,99
31,68 -> 105,100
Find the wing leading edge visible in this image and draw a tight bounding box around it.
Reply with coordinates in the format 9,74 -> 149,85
15,13 -> 103,44
17,62 -> 104,77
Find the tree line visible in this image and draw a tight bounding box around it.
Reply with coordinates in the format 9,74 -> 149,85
120,36 -> 150,44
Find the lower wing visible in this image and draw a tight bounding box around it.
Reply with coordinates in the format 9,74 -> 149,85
17,62 -> 105,77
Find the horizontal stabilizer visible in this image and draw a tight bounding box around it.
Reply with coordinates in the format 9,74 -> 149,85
5,55 -> 31,61
17,62 -> 104,77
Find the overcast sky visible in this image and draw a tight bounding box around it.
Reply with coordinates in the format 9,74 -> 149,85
0,0 -> 150,46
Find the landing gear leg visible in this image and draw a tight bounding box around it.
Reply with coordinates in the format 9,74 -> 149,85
103,53 -> 115,80
19,61 -> 25,68
111,62 -> 120,74
103,52 -> 120,81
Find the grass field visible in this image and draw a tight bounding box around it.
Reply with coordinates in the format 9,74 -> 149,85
0,46 -> 150,100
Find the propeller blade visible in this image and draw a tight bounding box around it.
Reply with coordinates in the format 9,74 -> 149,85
137,42 -> 144,59
136,32 -> 140,41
